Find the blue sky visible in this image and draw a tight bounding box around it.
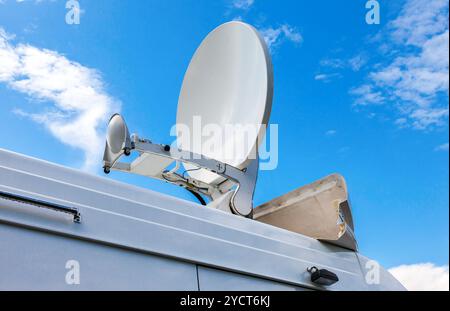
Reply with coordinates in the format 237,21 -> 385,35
0,0 -> 448,289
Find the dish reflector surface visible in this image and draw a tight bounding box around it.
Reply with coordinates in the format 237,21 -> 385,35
177,21 -> 273,184
107,114 -> 129,154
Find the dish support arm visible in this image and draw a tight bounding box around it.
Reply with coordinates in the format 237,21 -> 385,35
103,135 -> 258,218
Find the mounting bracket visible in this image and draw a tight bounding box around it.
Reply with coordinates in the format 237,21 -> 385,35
103,134 -> 258,218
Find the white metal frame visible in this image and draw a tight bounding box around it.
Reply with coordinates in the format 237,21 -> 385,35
103,133 -> 258,218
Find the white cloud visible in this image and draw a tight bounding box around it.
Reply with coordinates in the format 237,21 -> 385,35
389,263 -> 449,291
395,117 -> 408,127
260,24 -> 302,49
409,107 -> 449,129
227,1 -> 301,51
316,54 -> 367,83
348,54 -> 367,72
325,129 -> 337,136
0,27 -> 119,171
349,84 -> 385,106
232,0 -> 254,10
320,58 -> 345,69
390,0 -> 449,46
314,73 -> 341,83
314,74 -> 328,81
351,0 -> 449,131
320,54 -> 367,72
435,142 -> 449,151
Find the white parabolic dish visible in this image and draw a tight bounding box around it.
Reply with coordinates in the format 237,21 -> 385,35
176,21 -> 273,184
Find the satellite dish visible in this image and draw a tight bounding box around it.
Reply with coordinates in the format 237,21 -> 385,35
102,22 -> 271,217
176,21 -> 273,184
101,21 -> 358,235
103,113 -> 132,172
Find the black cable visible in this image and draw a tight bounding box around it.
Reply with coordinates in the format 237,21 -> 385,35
187,189 -> 207,206
161,172 -> 186,184
162,171 -> 209,191
162,170 -> 208,205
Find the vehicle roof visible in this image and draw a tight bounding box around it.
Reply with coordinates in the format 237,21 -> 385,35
0,148 -> 405,290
